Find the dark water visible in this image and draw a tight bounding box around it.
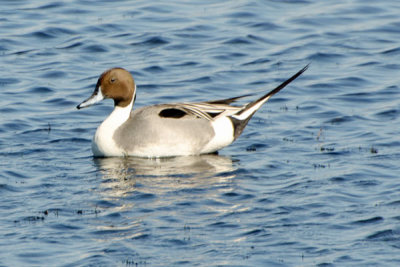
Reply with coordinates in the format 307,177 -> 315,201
1,0 -> 400,266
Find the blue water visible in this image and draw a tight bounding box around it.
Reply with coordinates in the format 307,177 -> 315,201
1,0 -> 400,266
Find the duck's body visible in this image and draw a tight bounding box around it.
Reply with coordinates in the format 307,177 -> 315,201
93,103 -> 221,157
77,65 -> 308,157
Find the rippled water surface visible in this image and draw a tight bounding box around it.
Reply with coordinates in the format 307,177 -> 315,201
1,0 -> 400,266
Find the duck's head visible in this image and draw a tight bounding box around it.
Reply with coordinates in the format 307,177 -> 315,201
77,68 -> 136,109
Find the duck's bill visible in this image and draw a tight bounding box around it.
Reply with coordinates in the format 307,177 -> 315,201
77,89 -> 104,109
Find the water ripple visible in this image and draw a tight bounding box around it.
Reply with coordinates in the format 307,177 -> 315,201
1,0 -> 400,266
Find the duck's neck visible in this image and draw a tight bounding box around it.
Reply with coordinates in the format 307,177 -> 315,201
104,103 -> 133,129
92,97 -> 134,156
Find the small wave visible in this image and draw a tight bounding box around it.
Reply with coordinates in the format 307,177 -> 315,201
171,61 -> 198,67
131,233 -> 150,240
380,46 -> 400,55
306,52 -> 345,62
126,193 -> 156,201
44,97 -> 76,106
50,223 -> 81,230
3,120 -> 30,131
143,65 -> 164,73
208,221 -> 239,229
228,11 -> 255,19
49,138 -> 89,144
25,27 -> 76,40
336,76 -> 368,86
41,71 -> 66,78
242,58 -> 271,66
183,24 -> 216,32
57,41 -> 83,50
0,107 -> 18,114
326,115 -> 355,125
242,228 -> 266,237
0,77 -> 20,86
352,216 -> 384,225
246,143 -> 269,152
223,37 -> 253,45
0,183 -> 21,193
4,170 -> 28,179
374,108 -> 399,120
367,229 -> 398,241
82,44 -> 108,53
38,2 -> 65,9
213,52 -> 247,61
180,76 -> 212,84
250,22 -> 281,30
130,36 -> 169,47
28,86 -> 53,94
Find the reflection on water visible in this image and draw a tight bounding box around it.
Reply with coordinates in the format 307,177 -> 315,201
89,155 -> 239,247
93,155 -> 237,198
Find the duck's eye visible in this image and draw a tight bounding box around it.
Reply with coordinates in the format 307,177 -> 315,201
110,77 -> 116,83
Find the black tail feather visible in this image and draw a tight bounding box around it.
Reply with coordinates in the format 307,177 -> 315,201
230,64 -> 309,139
236,64 -> 309,116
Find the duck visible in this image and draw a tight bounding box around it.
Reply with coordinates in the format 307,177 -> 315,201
77,65 -> 308,157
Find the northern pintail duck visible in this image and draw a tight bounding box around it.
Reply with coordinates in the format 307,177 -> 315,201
77,65 -> 308,157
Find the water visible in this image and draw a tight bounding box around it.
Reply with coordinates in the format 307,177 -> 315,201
1,0 -> 400,266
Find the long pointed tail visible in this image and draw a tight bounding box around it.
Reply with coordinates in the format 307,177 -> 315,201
233,64 -> 309,121
230,64 -> 309,139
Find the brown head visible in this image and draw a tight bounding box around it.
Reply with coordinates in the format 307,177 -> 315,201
77,68 -> 136,109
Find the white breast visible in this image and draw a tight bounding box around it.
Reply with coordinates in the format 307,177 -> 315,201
92,103 -> 133,157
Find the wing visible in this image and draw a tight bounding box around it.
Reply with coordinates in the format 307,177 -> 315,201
159,102 -> 241,121
156,93 -> 253,121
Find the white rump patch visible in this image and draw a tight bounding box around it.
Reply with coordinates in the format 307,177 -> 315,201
201,117 -> 234,153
